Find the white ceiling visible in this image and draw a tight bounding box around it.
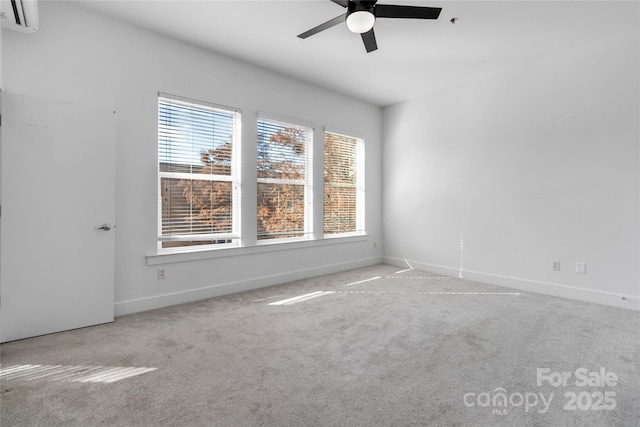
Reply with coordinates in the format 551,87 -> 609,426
73,0 -> 638,107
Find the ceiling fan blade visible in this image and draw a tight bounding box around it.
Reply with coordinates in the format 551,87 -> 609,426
375,4 -> 442,19
361,28 -> 378,53
330,0 -> 349,7
297,14 -> 346,39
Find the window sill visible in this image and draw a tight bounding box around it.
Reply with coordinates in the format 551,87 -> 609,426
146,233 -> 369,266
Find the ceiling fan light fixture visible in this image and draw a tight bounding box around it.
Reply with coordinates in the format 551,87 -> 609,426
346,10 -> 375,34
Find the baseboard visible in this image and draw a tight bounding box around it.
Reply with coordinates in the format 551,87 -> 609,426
115,256 -> 383,316
382,256 -> 640,311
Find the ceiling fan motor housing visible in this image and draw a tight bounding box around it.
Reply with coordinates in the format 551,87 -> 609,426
346,0 -> 377,33
347,0 -> 377,15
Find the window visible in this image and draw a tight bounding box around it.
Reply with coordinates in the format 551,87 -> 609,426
257,117 -> 313,241
158,94 -> 241,249
324,131 -> 364,235
153,94 -> 365,260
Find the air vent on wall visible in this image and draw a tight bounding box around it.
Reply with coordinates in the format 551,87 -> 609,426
1,0 -> 39,33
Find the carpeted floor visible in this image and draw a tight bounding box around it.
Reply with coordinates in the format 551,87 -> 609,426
1,264 -> 639,426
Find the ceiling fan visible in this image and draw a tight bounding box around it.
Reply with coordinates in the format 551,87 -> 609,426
297,0 -> 442,53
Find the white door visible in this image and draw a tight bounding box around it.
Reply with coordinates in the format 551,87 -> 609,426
0,93 -> 115,343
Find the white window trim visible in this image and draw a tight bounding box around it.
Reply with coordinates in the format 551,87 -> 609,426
157,93 -> 242,250
256,114 -> 314,243
323,129 -> 366,237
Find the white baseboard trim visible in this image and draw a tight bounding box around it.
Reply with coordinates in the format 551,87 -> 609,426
115,256 -> 383,316
382,256 -> 640,311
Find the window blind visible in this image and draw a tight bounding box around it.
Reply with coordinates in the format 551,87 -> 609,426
257,118 -> 312,240
158,94 -> 241,249
324,132 -> 364,235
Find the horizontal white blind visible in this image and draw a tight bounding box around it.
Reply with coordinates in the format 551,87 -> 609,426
158,95 -> 241,248
257,118 -> 311,240
324,132 -> 364,235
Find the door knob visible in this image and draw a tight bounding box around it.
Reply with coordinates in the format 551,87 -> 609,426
98,223 -> 111,231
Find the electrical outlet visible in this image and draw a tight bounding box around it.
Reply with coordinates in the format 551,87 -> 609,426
552,260 -> 560,271
158,269 -> 166,279
576,262 -> 586,274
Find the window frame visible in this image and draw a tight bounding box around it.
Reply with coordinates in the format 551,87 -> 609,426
256,114 -> 314,243
323,130 -> 365,237
157,92 -> 242,251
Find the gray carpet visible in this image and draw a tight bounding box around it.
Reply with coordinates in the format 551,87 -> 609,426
1,264 -> 639,426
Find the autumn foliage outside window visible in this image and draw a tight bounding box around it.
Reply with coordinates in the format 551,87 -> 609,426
324,132 -> 364,235
257,119 -> 312,240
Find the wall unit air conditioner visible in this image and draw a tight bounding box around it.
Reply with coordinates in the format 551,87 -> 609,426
1,0 -> 39,33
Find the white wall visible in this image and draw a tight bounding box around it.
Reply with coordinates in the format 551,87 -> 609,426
2,1 -> 382,315
382,25 -> 640,310
0,11 -> 3,89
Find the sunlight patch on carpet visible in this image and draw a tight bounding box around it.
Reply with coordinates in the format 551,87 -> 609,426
268,291 -> 336,306
0,364 -> 157,384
